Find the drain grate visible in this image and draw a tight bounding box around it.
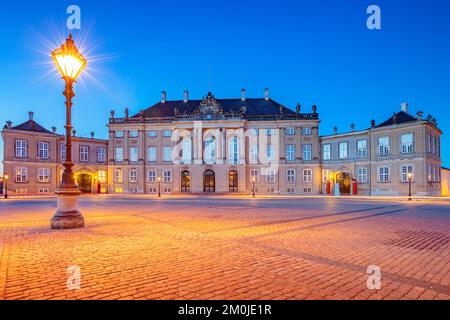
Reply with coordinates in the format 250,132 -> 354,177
385,230 -> 449,252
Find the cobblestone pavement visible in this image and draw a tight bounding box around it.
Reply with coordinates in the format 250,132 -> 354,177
0,196 -> 449,300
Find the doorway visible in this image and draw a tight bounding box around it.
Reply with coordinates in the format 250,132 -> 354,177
336,172 -> 351,195
203,170 -> 215,192
77,174 -> 92,193
181,170 -> 191,192
229,170 -> 238,192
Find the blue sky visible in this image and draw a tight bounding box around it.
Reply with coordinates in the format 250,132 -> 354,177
1,0 -> 449,172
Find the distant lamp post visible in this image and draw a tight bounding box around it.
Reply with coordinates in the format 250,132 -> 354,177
252,176 -> 256,198
157,177 -> 161,198
407,173 -> 413,201
50,34 -> 87,230
3,175 -> 8,199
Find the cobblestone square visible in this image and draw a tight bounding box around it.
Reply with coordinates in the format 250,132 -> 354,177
0,196 -> 449,300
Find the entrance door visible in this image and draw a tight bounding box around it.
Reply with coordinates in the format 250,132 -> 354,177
337,172 -> 351,194
203,170 -> 215,192
77,174 -> 92,193
181,170 -> 191,192
229,170 -> 238,192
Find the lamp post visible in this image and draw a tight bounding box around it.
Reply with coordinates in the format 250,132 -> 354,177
3,175 -> 8,199
157,177 -> 161,198
252,176 -> 256,198
408,173 -> 413,201
50,34 -> 87,230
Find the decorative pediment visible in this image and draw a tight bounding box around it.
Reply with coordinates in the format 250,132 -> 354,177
199,92 -> 222,114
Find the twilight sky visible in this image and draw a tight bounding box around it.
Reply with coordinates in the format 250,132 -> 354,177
0,0 -> 449,172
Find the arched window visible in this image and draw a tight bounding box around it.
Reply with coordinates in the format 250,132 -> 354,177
204,137 -> 216,164
228,137 -> 238,164
181,137 -> 192,164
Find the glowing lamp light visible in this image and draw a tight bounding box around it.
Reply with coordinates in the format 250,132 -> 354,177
51,34 -> 87,81
408,173 -> 413,181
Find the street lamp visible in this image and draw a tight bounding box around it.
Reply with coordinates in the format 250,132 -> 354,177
157,177 -> 161,198
50,34 -> 87,230
252,176 -> 256,198
407,173 -> 413,201
3,175 -> 8,199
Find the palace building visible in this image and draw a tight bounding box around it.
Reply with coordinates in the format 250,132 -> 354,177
1,89 -> 444,196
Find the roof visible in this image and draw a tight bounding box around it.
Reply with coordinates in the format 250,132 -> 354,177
375,111 -> 418,128
133,94 -> 297,118
10,120 -> 54,134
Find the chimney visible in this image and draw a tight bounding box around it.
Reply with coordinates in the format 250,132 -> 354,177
241,88 -> 246,101
312,105 -> 317,114
333,126 -> 338,135
28,111 -> 34,121
417,111 -> 423,120
125,107 -> 129,119
351,123 -> 355,132
161,91 -> 167,104
400,102 -> 408,113
183,90 -> 189,103
110,110 -> 115,119
296,103 -> 301,114
52,126 -> 57,133
371,119 -> 376,127
6,121 -> 12,129
264,88 -> 269,101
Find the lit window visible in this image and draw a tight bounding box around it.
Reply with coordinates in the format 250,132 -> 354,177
287,169 -> 296,183
37,168 -> 50,183
15,140 -> 28,158
401,165 -> 413,182
339,142 -> 348,159
79,146 -> 89,162
303,144 -> 312,161
114,169 -> 123,183
286,145 -> 295,161
115,147 -> 123,162
129,169 -> 138,182
357,140 -> 367,158
400,134 -> 414,154
15,167 -> 28,183
303,169 -> 313,183
115,187 -> 123,193
378,137 -> 390,156
38,142 -> 49,159
378,167 -> 390,182
250,169 -> 259,182
97,171 -> 107,183
323,144 -> 331,161
130,147 -> 139,162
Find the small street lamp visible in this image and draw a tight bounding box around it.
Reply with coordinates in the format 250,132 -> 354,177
408,173 -> 413,201
157,177 -> 161,198
50,34 -> 87,230
3,175 -> 8,199
252,176 -> 256,198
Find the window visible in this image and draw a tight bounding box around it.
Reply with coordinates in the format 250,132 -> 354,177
250,169 -> 259,182
378,137 -> 390,156
115,147 -> 123,162
181,137 -> 192,164
339,142 -> 348,159
266,169 -> 276,183
357,140 -> 368,158
428,165 -> 432,182
433,166 -> 437,182
303,169 -> 313,183
97,147 -> 106,163
249,128 -> 259,136
285,128 -> 295,135
130,147 -> 139,162
15,188 -> 27,194
378,167 -> 390,183
114,169 -> 123,183
303,144 -> 312,161
163,146 -> 172,162
228,137 -> 238,164
400,133 -> 414,154
204,137 -> 216,164
163,130 -> 172,137
302,127 -> 311,135
357,168 -> 368,183
250,145 -> 258,163
267,145 -> 275,161
163,170 -> 171,182
79,146 -> 89,162
323,144 -> 331,161
401,165 -> 413,182
267,187 -> 276,194
427,134 -> 432,154
129,131 -> 138,138
15,167 -> 28,183
129,169 -> 137,182
287,188 -> 295,193
148,130 -> 157,138
97,170 -> 107,183
60,144 -> 66,160
39,188 -> 49,194
148,147 -> 157,162
38,142 -> 49,159
286,145 -> 296,161
148,170 -> 156,183
15,140 -> 27,158
115,131 -> 124,138
115,187 -> 123,193
303,187 -> 312,193
266,129 -> 276,136
287,169 -> 296,183
38,168 -> 50,183
433,137 -> 437,155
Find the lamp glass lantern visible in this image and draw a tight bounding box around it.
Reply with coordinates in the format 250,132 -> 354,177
51,34 -> 87,81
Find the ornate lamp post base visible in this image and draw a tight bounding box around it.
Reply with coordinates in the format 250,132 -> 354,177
51,188 -> 84,229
